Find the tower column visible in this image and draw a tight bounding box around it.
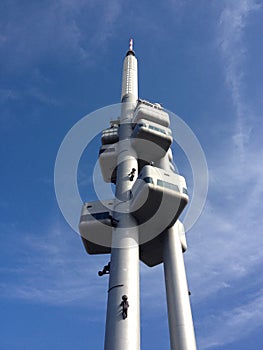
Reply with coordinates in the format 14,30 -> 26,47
162,224 -> 197,350
104,40 -> 140,350
104,116 -> 140,350
104,221 -> 140,350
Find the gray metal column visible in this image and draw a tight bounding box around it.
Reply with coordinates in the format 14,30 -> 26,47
162,224 -> 197,350
156,152 -> 196,350
104,217 -> 140,350
104,40 -> 140,350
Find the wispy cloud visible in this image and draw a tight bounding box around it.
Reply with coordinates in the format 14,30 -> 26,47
182,118 -> 263,347
0,221 -> 109,307
186,142 -> 263,297
199,291 -> 263,349
217,0 -> 261,162
0,0 -> 122,72
0,1 -> 123,116
89,0 -> 122,50
0,218 -> 165,312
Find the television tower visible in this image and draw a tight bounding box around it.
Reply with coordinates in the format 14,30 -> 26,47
79,39 -> 197,350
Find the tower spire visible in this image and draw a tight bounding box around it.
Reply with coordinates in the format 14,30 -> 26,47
129,38 -> 133,51
122,38 -> 138,101
126,38 -> 135,57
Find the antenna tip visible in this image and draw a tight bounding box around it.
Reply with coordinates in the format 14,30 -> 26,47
129,38 -> 133,51
126,38 -> 135,56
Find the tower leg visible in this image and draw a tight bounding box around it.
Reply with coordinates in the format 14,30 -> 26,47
104,220 -> 140,350
104,97 -> 140,350
163,224 -> 197,350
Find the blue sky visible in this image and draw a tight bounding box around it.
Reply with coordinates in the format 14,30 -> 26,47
1,0 -> 263,349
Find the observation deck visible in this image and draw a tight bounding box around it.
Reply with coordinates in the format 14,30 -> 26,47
79,200 -> 114,255
130,165 -> 188,230
131,119 -> 172,161
133,99 -> 170,127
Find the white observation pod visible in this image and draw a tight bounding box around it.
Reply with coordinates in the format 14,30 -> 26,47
133,99 -> 170,127
79,200 -> 115,254
130,165 -> 188,230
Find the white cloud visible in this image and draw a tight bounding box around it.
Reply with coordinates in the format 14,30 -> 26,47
199,291 -> 263,349
185,142 -> 263,298
180,117 -> 263,347
193,10 -> 263,340
217,0 -> 261,162
0,0 -> 122,71
0,222 -> 109,306
89,0 -> 122,50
